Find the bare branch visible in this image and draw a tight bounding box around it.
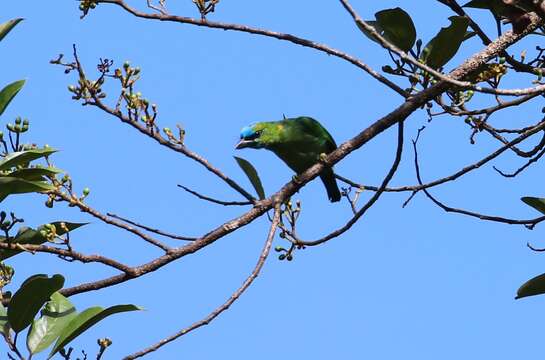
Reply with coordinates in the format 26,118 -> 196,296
0,242 -> 133,274
107,213 -> 197,241
92,0 -> 408,97
53,190 -> 172,252
177,185 -> 252,206
412,127 -> 545,227
297,120 -> 404,246
123,204 -> 282,359
60,14 -> 540,297
493,146 -> 545,177
337,117 -> 545,194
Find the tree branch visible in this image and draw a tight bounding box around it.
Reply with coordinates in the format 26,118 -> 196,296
93,0 -> 408,96
123,204 -> 282,359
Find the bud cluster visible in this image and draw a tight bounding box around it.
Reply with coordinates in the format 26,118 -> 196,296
79,0 -> 98,19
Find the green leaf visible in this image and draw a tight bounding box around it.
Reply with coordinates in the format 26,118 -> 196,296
0,303 -> 10,337
8,274 -> 65,333
356,20 -> 383,43
234,156 -> 265,200
7,167 -> 63,181
357,8 -> 416,52
27,292 -> 77,355
516,272 -> 545,299
0,222 -> 87,260
374,8 -> 416,52
0,177 -> 55,203
49,304 -> 142,359
0,147 -> 57,171
420,16 -> 469,69
521,197 -> 545,215
0,79 -> 25,117
0,18 -> 23,43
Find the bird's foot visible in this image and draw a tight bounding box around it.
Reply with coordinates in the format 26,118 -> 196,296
291,174 -> 302,184
318,152 -> 328,163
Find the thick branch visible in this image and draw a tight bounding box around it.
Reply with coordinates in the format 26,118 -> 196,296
61,8 -> 541,297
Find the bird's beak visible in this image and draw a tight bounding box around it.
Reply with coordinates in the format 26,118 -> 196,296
235,139 -> 254,149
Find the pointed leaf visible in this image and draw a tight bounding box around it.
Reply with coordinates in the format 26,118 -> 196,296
8,274 -> 65,333
8,167 -> 63,181
516,272 -> 545,299
0,18 -> 23,43
0,222 -> 87,260
375,8 -> 416,52
420,16 -> 469,69
0,79 -> 25,117
27,292 -> 77,355
234,156 -> 265,200
49,304 -> 142,359
0,177 -> 55,203
0,147 -> 57,171
521,197 -> 545,215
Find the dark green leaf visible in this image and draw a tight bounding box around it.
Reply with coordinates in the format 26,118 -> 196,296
463,0 -> 530,16
49,304 -> 142,359
420,16 -> 469,69
356,8 -> 416,52
27,292 -> 77,355
234,156 -> 265,200
357,20 -> 384,44
375,8 -> 416,52
0,222 -> 87,260
8,274 -> 65,333
0,147 -> 57,171
516,272 -> 545,299
0,177 -> 55,203
0,79 -> 25,117
8,167 -> 63,181
0,18 -> 23,43
521,197 -> 545,215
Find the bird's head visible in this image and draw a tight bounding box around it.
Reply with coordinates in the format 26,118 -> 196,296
235,122 -> 273,150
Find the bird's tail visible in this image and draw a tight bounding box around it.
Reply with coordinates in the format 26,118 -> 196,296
320,168 -> 341,203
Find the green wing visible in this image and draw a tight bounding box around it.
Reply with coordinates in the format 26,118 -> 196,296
292,116 -> 337,152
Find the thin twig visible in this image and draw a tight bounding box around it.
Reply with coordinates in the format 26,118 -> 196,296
107,213 -> 197,241
53,189 -> 172,252
412,127 -> 545,227
336,118 -> 545,194
177,185 -> 252,206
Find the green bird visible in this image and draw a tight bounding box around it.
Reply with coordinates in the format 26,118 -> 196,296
235,116 -> 341,202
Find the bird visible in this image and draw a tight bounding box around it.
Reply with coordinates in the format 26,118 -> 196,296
235,116 -> 341,202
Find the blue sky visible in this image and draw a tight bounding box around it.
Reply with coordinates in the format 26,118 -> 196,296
2,1 -> 545,359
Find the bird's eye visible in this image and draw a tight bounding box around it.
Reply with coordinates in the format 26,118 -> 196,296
245,130 -> 262,140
